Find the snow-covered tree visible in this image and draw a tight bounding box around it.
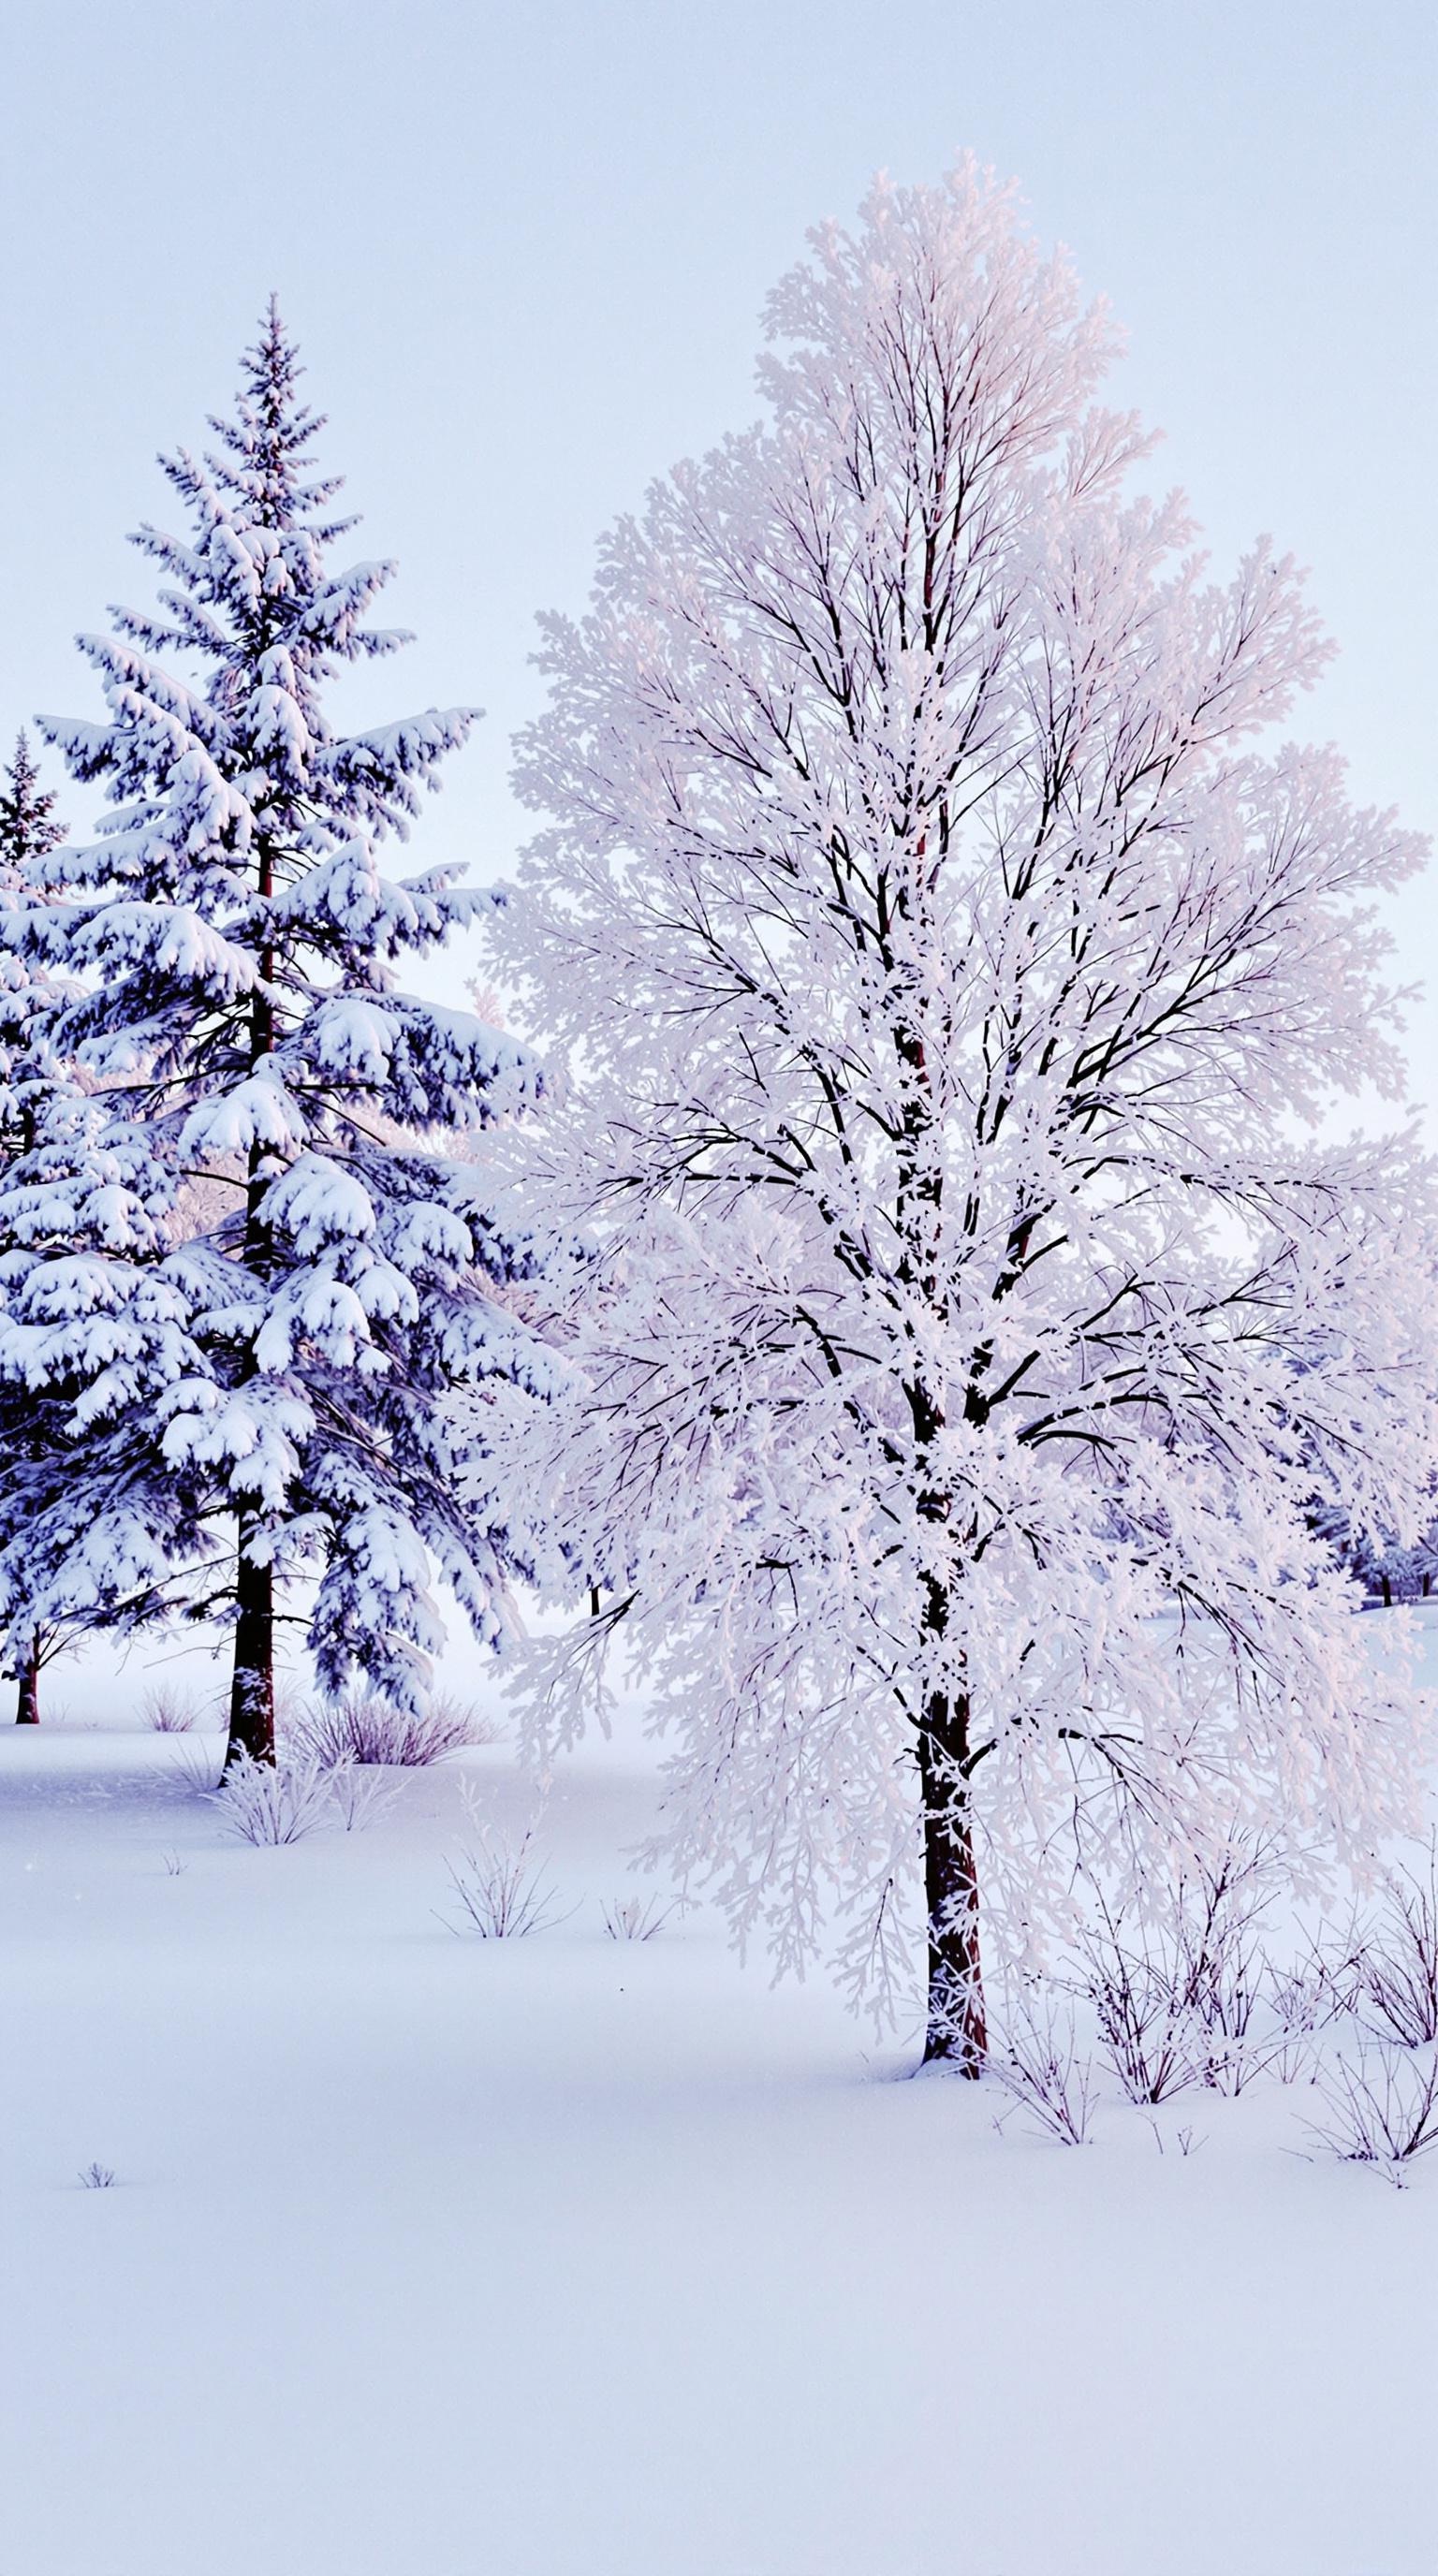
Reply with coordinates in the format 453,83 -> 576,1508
1313,1502 -> 1438,1607
0,732 -> 66,885
0,304 -> 545,1765
485,163 -> 1438,2069
0,732 -> 73,1722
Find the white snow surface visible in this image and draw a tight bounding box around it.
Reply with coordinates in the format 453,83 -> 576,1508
3,1625 -> 1436,2576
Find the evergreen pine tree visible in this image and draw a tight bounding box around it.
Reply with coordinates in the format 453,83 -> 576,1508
0,731 -> 72,1720
0,731 -> 66,881
0,305 -> 545,1764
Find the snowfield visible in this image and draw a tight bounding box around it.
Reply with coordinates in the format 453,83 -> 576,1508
3,1632 -> 1436,2576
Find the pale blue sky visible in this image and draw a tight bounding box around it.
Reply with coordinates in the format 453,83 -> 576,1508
4,0 -> 1434,1086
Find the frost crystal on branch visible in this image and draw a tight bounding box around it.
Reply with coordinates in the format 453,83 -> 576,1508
486,161 -> 1438,2063
0,304 -> 545,1763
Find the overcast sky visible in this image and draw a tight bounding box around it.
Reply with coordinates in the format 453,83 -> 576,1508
4,0 -> 1434,1092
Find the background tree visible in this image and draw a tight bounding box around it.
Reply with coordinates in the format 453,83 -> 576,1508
0,305 -> 546,1767
0,731 -> 72,1722
1312,1500 -> 1438,1607
0,732 -> 66,880
486,163 -> 1438,2068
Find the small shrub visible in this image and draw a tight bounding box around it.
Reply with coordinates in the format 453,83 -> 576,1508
1257,2016 -> 1318,2089
1301,2048 -> 1438,2186
1269,1955 -> 1330,2038
78,2162 -> 115,2188
601,1894 -> 677,1941
1077,1905 -> 1201,2105
1177,1849 -> 1279,2093
441,1825 -> 569,1938
326,1758 -> 402,1834
1076,1847 -> 1285,2101
169,1741 -> 225,1793
992,1998 -> 1096,2145
213,1750 -> 332,1846
140,1683 -> 198,1734
1348,1850 -> 1438,2049
1146,2119 -> 1206,2159
287,1691 -> 494,1768
159,1850 -> 186,1878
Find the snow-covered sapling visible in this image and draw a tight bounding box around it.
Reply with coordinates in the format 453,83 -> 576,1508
487,159 -> 1438,2067
0,305 -> 548,1768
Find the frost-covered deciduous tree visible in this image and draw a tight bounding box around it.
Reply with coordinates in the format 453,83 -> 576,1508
0,305 -> 545,1766
488,163 -> 1438,2068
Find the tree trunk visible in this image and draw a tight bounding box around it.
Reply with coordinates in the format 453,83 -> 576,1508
226,1533 -> 274,1768
893,983 -> 987,2069
918,1679 -> 987,2072
908,1381 -> 988,2072
226,917 -> 278,1776
14,1640 -> 39,1725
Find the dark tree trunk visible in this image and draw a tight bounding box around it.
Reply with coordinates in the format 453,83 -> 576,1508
14,1640 -> 39,1725
908,1373 -> 989,2073
891,935 -> 989,2071
907,1356 -> 988,2072
226,1535 -> 274,1768
225,915 -> 279,1776
918,1677 -> 987,2072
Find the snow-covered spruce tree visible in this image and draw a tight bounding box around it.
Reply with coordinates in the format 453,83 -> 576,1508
0,304 -> 544,1766
1313,1504 -> 1438,1607
0,733 -> 66,884
486,163 -> 1438,2070
0,732 -> 72,1722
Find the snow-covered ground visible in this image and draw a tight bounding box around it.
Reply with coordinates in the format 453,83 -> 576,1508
3,1632 -> 1436,2576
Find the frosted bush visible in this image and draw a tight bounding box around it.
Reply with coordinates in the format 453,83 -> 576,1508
1346,1850 -> 1438,2049
441,1822 -> 569,1938
1076,1850 -> 1289,2102
287,1692 -> 494,1769
326,1758 -> 402,1834
601,1894 -> 678,1940
213,1750 -> 333,1846
140,1684 -> 199,1734
1076,1906 -> 1202,2106
1301,2048 -> 1438,2186
992,1998 -> 1096,2146
169,1742 -> 225,1793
